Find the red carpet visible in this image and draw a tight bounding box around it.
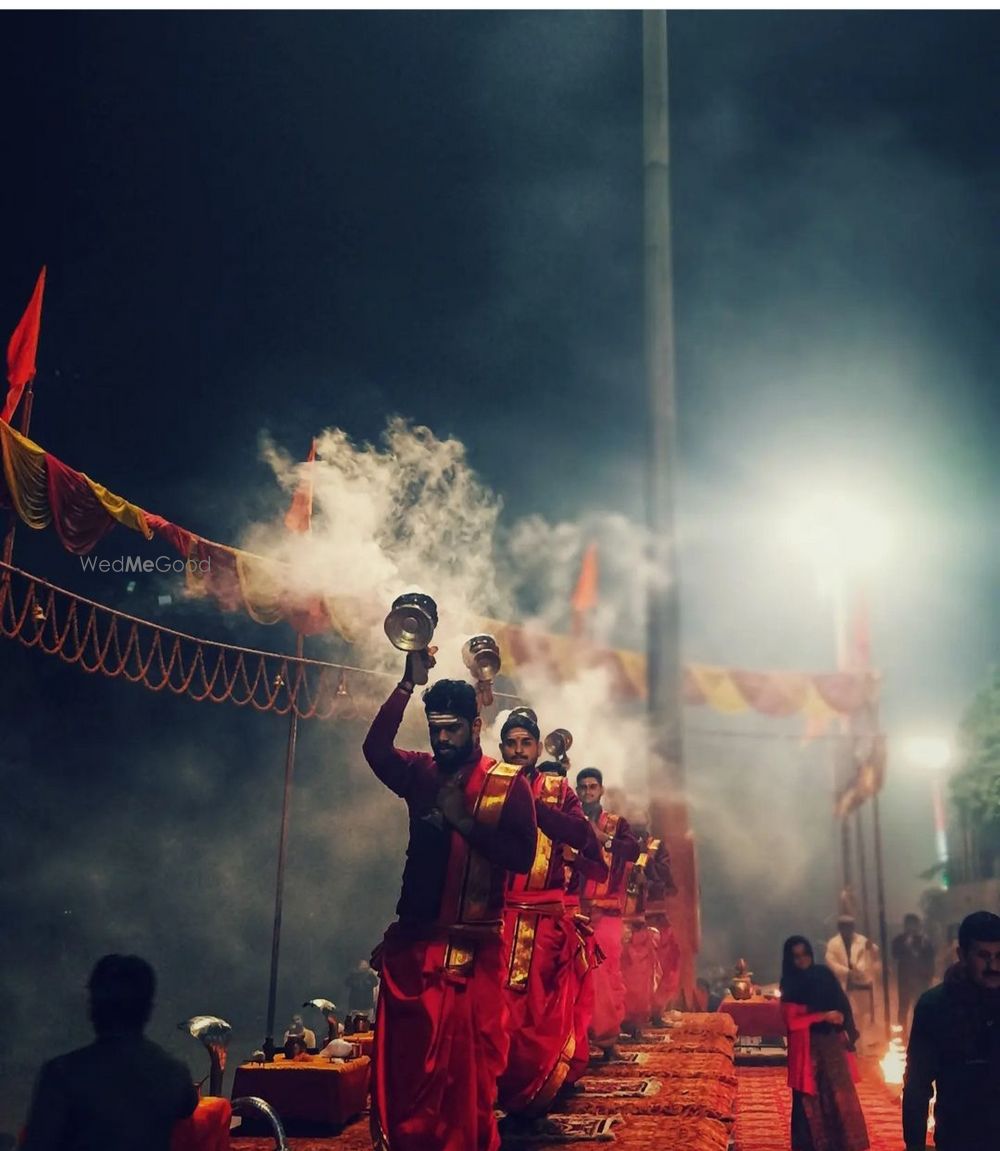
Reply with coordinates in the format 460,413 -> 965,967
733,1065 -> 905,1151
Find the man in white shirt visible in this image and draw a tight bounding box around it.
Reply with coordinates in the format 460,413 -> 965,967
825,913 -> 880,1050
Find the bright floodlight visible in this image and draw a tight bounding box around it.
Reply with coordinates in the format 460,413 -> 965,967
781,491 -> 892,581
900,736 -> 953,773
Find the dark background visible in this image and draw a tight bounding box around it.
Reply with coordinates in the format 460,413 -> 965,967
1,11 -> 997,1131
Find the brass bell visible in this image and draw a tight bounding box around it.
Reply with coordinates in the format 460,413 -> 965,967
384,592 -> 438,652
544,728 -> 573,762
335,670 -> 350,698
462,635 -> 501,683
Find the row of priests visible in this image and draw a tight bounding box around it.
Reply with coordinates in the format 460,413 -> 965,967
362,656 -> 682,1151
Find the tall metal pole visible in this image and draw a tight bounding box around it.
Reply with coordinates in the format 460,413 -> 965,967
263,632 -> 304,1061
855,803 -> 873,940
643,12 -> 696,1003
831,574 -> 854,896
871,785 -> 892,1039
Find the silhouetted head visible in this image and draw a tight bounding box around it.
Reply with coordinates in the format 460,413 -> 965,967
957,911 -> 1000,990
88,954 -> 156,1037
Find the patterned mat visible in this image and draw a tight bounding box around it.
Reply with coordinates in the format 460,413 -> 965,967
502,1115 -> 622,1143
732,1065 -> 906,1151
593,1050 -> 647,1065
577,1077 -> 661,1098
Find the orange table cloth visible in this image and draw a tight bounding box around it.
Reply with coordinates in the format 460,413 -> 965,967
171,1097 -> 232,1151
230,1055 -> 370,1130
718,995 -> 786,1037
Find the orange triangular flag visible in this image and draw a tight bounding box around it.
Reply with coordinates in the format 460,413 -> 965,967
3,266 -> 46,424
284,439 -> 317,534
571,542 -> 599,616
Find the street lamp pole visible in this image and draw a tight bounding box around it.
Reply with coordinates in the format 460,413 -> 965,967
642,11 -> 697,1007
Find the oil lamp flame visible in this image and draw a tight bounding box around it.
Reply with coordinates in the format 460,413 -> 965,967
880,1025 -> 906,1086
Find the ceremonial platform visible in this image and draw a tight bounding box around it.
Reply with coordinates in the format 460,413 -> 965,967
220,1014 -> 907,1151
230,1012 -> 740,1150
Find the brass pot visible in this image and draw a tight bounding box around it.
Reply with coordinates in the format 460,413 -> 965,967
729,958 -> 754,1001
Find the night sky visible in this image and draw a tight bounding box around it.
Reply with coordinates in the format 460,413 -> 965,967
1,11 -> 997,1132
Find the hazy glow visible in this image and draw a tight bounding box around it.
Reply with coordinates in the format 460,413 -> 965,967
899,735 -> 953,884
780,490 -> 893,589
899,735 -> 953,774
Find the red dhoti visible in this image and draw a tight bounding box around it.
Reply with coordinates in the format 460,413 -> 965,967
563,907 -> 599,1085
497,907 -> 577,1115
588,912 -> 625,1048
622,923 -> 661,1031
651,919 -> 681,1016
372,923 -> 508,1151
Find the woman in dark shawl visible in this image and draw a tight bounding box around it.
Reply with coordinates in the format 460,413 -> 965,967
780,935 -> 870,1151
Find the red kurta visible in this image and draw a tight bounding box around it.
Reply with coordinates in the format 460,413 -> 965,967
364,687 -> 537,1151
498,771 -> 594,1115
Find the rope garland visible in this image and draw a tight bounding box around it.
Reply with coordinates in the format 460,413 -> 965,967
0,561 -> 393,719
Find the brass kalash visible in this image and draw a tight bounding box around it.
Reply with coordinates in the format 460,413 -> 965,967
729,957 -> 754,1001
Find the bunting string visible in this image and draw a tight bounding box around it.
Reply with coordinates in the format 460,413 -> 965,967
0,561 -> 386,719
1,560 -> 877,725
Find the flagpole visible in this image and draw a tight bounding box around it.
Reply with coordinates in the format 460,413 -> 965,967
261,438 -> 316,1060
1,379 -> 37,599
2,266 -> 46,585
263,629 -> 305,1062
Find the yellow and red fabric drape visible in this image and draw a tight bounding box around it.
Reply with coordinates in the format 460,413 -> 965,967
0,420 -> 342,636
0,420 -> 152,551
0,417 -> 878,719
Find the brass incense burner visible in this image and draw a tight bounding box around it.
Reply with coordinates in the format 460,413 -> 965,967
462,634 -> 501,706
384,592 -> 438,652
544,728 -> 573,767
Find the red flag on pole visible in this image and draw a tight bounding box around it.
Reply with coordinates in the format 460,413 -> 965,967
284,438 -> 317,534
3,267 -> 46,424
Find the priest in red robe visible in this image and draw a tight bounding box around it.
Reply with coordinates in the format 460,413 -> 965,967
575,768 -> 640,1060
494,710 -> 597,1135
622,812 -> 677,1035
560,809 -> 609,1088
363,657 -> 537,1151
